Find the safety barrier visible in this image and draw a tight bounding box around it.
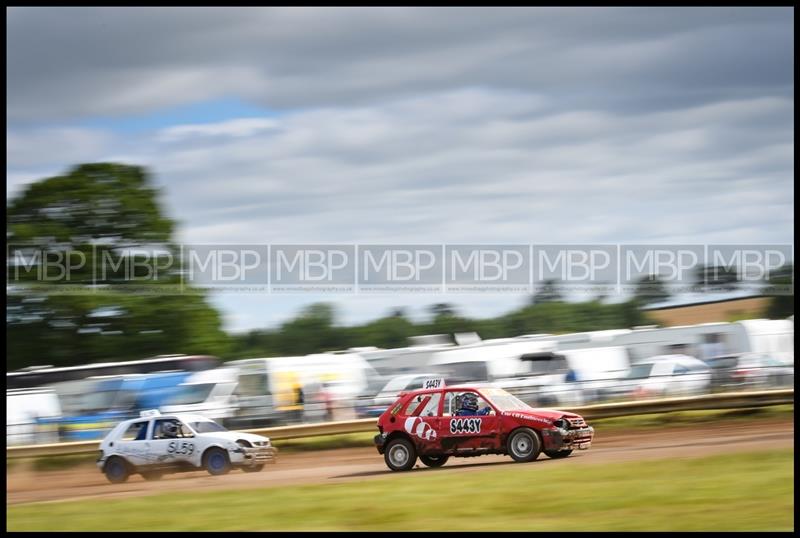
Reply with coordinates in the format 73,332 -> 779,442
6,388 -> 793,459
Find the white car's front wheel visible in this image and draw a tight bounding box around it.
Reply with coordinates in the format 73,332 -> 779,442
203,448 -> 231,476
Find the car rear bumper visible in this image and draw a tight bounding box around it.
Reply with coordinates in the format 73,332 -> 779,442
541,426 -> 594,452
374,433 -> 386,454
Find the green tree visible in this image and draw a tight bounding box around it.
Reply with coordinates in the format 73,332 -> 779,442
6,163 -> 230,370
532,279 -> 563,304
633,274 -> 671,306
764,264 -> 794,318
695,264 -> 738,292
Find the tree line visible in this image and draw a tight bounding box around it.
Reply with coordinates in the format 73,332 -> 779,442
6,163 -> 793,370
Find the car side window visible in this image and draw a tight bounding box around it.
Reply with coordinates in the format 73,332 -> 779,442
418,393 -> 442,417
152,419 -> 189,440
442,392 -> 457,416
403,395 -> 426,416
121,421 -> 149,441
444,391 -> 495,416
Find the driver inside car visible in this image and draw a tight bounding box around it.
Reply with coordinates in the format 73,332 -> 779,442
455,392 -> 492,416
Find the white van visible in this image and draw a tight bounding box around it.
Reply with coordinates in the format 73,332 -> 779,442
159,367 -> 240,422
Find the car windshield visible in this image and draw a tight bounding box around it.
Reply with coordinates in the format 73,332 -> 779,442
481,388 -> 532,411
167,384 -> 215,405
188,420 -> 227,433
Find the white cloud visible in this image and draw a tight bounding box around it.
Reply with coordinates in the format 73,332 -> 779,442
158,118 -> 279,142
7,8 -> 793,121
5,7 -> 794,331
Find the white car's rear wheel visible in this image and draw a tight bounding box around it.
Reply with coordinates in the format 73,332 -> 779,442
384,438 -> 417,471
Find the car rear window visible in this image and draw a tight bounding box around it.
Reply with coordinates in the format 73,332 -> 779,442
121,421 -> 148,441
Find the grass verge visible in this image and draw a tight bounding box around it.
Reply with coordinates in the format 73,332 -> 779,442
7,449 -> 794,531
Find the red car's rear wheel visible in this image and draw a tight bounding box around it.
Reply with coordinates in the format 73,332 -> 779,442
384,438 -> 417,471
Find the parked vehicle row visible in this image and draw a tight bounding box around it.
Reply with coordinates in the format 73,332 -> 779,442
7,319 -> 793,445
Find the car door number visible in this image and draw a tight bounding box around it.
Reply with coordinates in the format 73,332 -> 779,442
166,441 -> 195,455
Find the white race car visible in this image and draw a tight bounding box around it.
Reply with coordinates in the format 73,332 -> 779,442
96,410 -> 276,483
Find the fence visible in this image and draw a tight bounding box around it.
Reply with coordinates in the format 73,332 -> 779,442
6,388 -> 793,460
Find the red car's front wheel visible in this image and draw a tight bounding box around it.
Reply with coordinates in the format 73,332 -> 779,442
507,428 -> 542,463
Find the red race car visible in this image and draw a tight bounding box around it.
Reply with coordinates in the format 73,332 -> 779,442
373,380 -> 594,471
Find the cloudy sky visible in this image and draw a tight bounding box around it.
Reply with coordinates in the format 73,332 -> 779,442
6,7 -> 794,332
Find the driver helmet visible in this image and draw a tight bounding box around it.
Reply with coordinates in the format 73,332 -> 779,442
459,392 -> 479,412
162,421 -> 179,438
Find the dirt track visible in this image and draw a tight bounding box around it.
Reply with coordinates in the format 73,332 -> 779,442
7,419 -> 794,506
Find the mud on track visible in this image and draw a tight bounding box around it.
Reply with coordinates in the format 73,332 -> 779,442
7,419 -> 793,506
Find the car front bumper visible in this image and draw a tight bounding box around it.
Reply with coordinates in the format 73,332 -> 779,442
231,445 -> 278,466
541,426 -> 594,452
